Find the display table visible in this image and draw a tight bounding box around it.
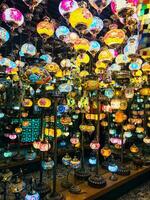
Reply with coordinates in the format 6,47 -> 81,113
62,166 -> 150,200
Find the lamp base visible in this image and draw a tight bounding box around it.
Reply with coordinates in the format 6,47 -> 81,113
88,175 -> 106,188
109,173 -> 118,181
34,182 -> 50,197
45,192 -> 65,200
75,168 -> 91,180
69,185 -> 81,194
61,180 -> 73,189
117,165 -> 130,176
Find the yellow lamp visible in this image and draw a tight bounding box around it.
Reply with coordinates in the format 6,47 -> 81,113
104,29 -> 125,47
76,53 -> 90,64
140,48 -> 150,61
45,128 -> 62,137
44,62 -> 60,73
37,20 -> 55,38
98,48 -> 114,63
79,70 -> 89,77
140,88 -> 150,96
96,61 -> 108,69
69,7 -> 93,30
115,54 -> 131,65
74,38 -> 90,52
37,98 -> 51,108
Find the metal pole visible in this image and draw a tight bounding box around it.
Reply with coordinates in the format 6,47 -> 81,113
81,113 -> 85,170
53,98 -> 58,195
96,90 -> 100,175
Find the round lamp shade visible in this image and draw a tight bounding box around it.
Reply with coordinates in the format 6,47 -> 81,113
108,163 -> 118,173
104,29 -> 125,47
62,153 -> 72,166
69,7 -> 93,30
2,8 -> 24,28
0,27 -> 10,46
37,20 -> 55,38
25,192 -> 40,200
88,16 -> 103,35
59,0 -> 78,16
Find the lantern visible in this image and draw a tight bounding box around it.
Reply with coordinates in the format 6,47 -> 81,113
108,163 -> 118,181
124,131 -> 132,138
120,99 -> 128,110
20,43 -> 37,57
74,38 -> 90,52
21,112 -> 28,117
130,144 -> 139,153
90,140 -> 100,150
69,7 -> 93,31
110,137 -> 125,145
109,63 -> 121,71
55,26 -> 70,40
9,134 -> 17,140
98,49 -> 114,63
89,156 -> 97,165
142,62 -> 150,73
109,129 -> 117,135
78,96 -> 90,112
60,116 -> 72,125
70,157 -> 80,169
62,153 -> 72,166
2,8 -> 24,30
25,192 -> 40,200
42,157 -> 54,170
22,99 -> 33,108
115,54 -> 131,65
37,98 -> 51,108
101,146 -> 111,158
59,0 -> 78,17
143,136 -> 150,144
104,29 -> 125,47
40,141 -> 51,152
58,83 -> 72,93
33,141 -> 41,149
40,54 -> 52,64
125,88 -> 134,98
0,111 -> 5,118
76,53 -> 90,65
79,124 -> 95,133
25,150 -> 37,161
88,16 -> 103,36
45,128 -> 62,138
37,19 -> 55,39
104,88 -> 114,98
4,151 -> 13,158
22,121 -> 29,127
70,136 -> 79,145
0,27 -> 10,46
111,98 -> 121,109
84,80 -> 99,91
15,127 -> 22,134
115,111 -> 127,123
67,32 -> 79,44
108,163 -> 118,173
140,88 -> 150,96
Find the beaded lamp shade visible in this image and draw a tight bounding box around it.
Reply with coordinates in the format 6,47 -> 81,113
12,118 -> 41,142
